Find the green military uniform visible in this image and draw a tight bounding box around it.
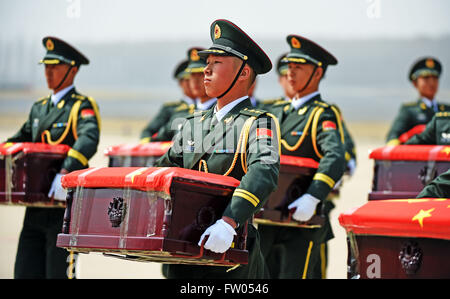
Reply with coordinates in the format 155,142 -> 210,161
386,57 -> 450,145
156,19 -> 280,279
411,112 -> 450,199
417,168 -> 450,198
259,35 -> 346,279
140,59 -> 195,143
405,112 -> 450,145
6,37 -> 100,278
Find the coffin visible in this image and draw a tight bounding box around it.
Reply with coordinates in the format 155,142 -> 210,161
0,142 -> 70,207
104,142 -> 173,167
56,167 -> 248,266
254,155 -> 326,228
339,198 -> 450,279
369,145 -> 450,200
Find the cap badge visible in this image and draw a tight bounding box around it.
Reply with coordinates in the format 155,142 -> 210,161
46,39 -> 54,51
425,59 -> 435,69
291,37 -> 301,49
214,24 -> 221,40
190,49 -> 200,61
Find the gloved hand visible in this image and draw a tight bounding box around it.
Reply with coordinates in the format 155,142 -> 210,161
288,193 -> 320,222
347,158 -> 356,177
199,219 -> 237,253
48,173 -> 67,201
333,178 -> 342,191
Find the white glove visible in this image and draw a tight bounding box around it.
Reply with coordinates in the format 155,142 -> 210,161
199,219 -> 236,253
347,158 -> 356,177
333,178 -> 342,191
288,193 -> 320,222
48,173 -> 67,201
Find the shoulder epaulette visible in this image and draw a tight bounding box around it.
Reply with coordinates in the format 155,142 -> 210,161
436,112 -> 450,117
314,100 -> 329,108
36,95 -> 50,103
174,103 -> 189,112
163,100 -> 183,107
71,93 -> 87,101
403,101 -> 418,107
274,99 -> 292,106
260,97 -> 284,105
240,107 -> 266,117
187,110 -> 207,119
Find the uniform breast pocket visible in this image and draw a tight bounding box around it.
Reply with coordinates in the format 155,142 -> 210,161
50,122 -> 68,139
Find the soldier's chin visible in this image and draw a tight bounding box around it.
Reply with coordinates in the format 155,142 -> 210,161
46,81 -> 56,90
205,86 -> 220,99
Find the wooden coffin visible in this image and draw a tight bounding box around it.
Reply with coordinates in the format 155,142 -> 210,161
254,155 -> 326,228
104,142 -> 173,167
56,167 -> 248,266
0,142 -> 70,207
339,198 -> 450,279
369,145 -> 450,200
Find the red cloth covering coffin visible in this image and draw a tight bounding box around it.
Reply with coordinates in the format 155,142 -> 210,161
369,145 -> 450,200
254,155 -> 325,228
104,142 -> 173,167
56,167 -> 248,266
0,142 -> 70,207
339,198 -> 450,278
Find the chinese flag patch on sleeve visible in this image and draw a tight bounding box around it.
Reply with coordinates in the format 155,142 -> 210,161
322,120 -> 336,131
81,109 -> 95,118
256,128 -> 273,139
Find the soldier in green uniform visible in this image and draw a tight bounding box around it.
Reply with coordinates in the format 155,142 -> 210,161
386,57 -> 450,146
151,48 -> 211,142
139,59 -> 195,143
258,53 -> 296,109
405,112 -> 450,145
5,37 -> 100,278
156,19 -> 280,279
417,168 -> 450,198
185,47 -> 218,112
407,112 -> 450,198
260,34 -> 346,279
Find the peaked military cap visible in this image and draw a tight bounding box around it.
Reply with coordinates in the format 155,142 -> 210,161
39,36 -> 89,66
185,47 -> 207,73
409,57 -> 442,81
282,34 -> 337,68
173,59 -> 189,80
276,52 -> 289,76
198,19 -> 272,74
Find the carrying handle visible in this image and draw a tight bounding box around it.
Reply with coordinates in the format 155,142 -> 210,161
170,236 -> 230,264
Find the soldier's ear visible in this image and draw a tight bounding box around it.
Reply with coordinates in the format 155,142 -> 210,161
239,64 -> 251,80
71,66 -> 79,76
315,67 -> 324,80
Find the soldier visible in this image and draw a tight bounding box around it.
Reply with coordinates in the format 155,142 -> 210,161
417,168 -> 450,198
139,59 -> 195,143
5,37 -> 100,278
152,48 -> 212,142
185,47 -> 217,112
155,19 -> 280,279
408,112 -> 450,199
260,35 -> 347,279
386,57 -> 450,145
405,112 -> 450,145
259,53 -> 296,109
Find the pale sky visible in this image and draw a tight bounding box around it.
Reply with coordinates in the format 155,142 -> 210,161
1,0 -> 450,43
